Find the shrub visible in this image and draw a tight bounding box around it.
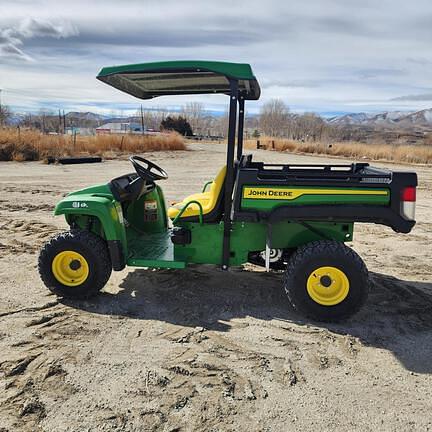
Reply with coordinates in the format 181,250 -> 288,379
0,128 -> 186,162
244,137 -> 432,164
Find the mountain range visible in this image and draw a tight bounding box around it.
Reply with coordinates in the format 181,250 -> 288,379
9,108 -> 432,130
327,108 -> 432,128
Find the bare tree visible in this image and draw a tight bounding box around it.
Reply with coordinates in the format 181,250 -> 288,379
133,108 -> 168,131
37,109 -> 58,132
182,102 -> 205,135
0,104 -> 12,127
293,113 -> 325,141
258,99 -> 289,137
211,109 -> 229,138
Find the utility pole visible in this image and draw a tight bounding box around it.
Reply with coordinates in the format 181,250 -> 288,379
140,104 -> 145,135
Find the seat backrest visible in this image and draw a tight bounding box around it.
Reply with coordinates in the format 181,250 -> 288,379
207,166 -> 227,209
173,165 -> 226,222
200,165 -> 226,222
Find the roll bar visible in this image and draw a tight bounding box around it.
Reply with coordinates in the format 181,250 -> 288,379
221,80 -> 246,269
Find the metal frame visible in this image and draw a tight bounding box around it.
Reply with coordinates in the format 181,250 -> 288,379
172,200 -> 204,225
237,96 -> 245,161
222,79 -> 239,269
221,84 -> 248,269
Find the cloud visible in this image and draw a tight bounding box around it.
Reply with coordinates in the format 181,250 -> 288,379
0,17 -> 78,61
406,57 -> 432,66
358,68 -> 406,80
1,0 -> 432,114
73,27 -> 260,48
18,18 -> 78,39
0,43 -> 32,61
261,78 -> 320,88
391,93 -> 432,102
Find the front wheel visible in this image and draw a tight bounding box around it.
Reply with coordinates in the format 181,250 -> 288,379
38,230 -> 112,299
284,240 -> 369,322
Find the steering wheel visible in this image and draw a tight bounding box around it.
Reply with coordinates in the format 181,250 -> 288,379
129,155 -> 168,182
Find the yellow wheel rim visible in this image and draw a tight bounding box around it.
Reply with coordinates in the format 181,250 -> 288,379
306,266 -> 350,306
52,251 -> 89,287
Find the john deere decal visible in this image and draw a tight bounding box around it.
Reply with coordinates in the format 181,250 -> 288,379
242,187 -> 388,200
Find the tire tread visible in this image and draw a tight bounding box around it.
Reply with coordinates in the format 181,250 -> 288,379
38,230 -> 111,298
284,240 -> 369,322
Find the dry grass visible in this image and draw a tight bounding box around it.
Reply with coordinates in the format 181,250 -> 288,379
245,137 -> 432,164
0,128 -> 186,161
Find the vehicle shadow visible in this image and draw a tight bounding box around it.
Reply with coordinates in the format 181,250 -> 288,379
63,266 -> 432,374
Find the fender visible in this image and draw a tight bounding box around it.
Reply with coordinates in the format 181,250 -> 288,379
54,194 -> 127,270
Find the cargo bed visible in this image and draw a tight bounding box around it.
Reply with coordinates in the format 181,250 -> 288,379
233,157 -> 417,233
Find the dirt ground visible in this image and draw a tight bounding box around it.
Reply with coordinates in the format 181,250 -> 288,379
0,143 -> 431,432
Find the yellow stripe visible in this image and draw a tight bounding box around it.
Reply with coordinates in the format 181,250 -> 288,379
242,187 -> 388,200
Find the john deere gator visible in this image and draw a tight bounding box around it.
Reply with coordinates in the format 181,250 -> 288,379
38,61 -> 418,321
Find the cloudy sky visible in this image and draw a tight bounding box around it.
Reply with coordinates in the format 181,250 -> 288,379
1,0 -> 432,116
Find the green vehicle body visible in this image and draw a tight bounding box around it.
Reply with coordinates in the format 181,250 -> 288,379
54,180 -> 394,269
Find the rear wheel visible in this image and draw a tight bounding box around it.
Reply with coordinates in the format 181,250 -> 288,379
38,230 -> 112,299
284,240 -> 369,322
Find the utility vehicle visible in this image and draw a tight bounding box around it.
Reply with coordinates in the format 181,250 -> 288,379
38,61 -> 418,321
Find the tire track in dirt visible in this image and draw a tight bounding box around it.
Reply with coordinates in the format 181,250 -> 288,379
52,266 -> 430,431
0,218 -> 60,256
0,302 -> 79,432
0,200 -> 54,213
0,300 -> 108,432
0,185 -> 64,196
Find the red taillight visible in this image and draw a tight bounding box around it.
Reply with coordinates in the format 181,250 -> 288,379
401,186 -> 416,202
400,186 -> 416,220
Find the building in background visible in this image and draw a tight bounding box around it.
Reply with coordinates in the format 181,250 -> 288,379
65,126 -> 95,136
96,122 -> 144,134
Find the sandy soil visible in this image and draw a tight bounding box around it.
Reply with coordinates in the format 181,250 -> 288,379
0,143 -> 431,432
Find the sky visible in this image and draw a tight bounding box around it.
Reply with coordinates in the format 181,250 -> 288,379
1,0 -> 432,116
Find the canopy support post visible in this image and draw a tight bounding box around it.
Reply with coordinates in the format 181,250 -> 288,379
222,79 -> 239,270
236,97 -> 245,161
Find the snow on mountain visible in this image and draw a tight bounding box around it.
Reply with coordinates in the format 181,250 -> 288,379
327,113 -> 375,125
397,108 -> 432,125
65,111 -> 108,121
328,108 -> 432,127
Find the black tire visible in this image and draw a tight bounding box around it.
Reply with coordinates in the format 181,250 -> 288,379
284,240 -> 369,322
58,156 -> 102,165
38,230 -> 112,299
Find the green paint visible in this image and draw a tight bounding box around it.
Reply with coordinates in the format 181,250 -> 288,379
127,258 -> 185,269
54,183 -> 127,256
96,60 -> 260,100
174,220 -> 353,266
97,60 -> 257,80
127,231 -> 185,268
126,185 -> 168,233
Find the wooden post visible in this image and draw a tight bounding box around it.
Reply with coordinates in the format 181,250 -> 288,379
73,130 -> 77,153
271,140 -> 275,149
257,139 -> 260,149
